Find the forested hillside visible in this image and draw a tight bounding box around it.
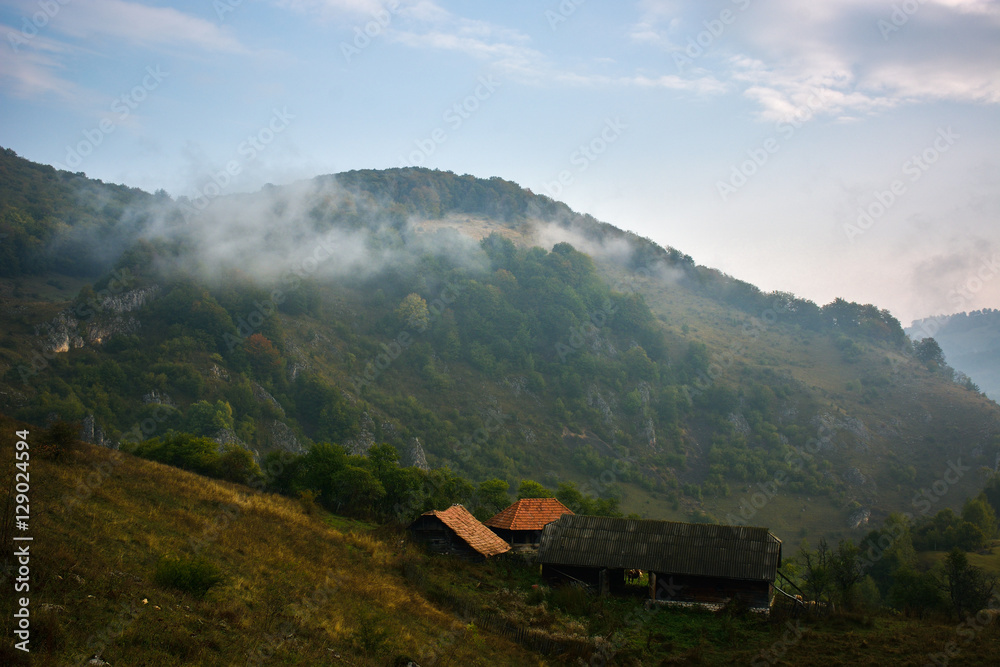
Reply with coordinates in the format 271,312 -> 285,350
1,147 -> 998,544
909,309 -> 1000,402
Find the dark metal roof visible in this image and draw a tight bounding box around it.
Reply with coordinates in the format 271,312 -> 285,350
536,515 -> 782,582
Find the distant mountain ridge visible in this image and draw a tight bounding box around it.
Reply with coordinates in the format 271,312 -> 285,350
908,309 -> 1000,401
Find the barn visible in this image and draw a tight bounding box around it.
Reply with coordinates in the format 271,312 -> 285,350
485,498 -> 574,552
536,515 -> 782,610
408,504 -> 512,561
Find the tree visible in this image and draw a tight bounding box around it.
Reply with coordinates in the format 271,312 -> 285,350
37,420 -> 79,460
299,443 -> 348,506
396,293 -> 430,331
798,538 -> 832,603
517,479 -> 553,499
331,465 -> 385,518
217,444 -> 262,484
942,547 -> 997,618
476,479 -> 511,518
830,539 -> 865,606
556,481 -> 587,513
888,567 -> 943,617
245,333 -> 283,380
185,400 -> 234,437
962,497 -> 998,540
914,337 -> 945,367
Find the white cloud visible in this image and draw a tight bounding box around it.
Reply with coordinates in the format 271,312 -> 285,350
52,0 -> 247,54
630,0 -> 1000,122
0,31 -> 82,100
0,0 -> 249,104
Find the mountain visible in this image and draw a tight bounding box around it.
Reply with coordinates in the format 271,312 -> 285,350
908,310 -> 1000,402
1,147 -> 999,545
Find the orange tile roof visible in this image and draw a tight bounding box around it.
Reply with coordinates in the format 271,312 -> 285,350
423,504 -> 512,558
485,498 -> 574,531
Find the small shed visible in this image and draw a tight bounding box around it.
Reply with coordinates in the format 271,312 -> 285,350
537,515 -> 782,610
485,498 -> 574,552
409,504 -> 512,561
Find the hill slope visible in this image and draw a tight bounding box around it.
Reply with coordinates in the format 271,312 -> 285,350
1,148 -> 998,544
4,420 -> 1000,666
0,418 -> 552,666
909,310 -> 1000,402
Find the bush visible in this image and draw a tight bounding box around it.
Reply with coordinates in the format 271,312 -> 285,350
37,420 -> 79,460
217,444 -> 262,484
154,555 -> 222,598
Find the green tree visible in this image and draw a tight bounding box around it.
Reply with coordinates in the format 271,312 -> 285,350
396,293 -> 430,331
185,400 -> 234,437
914,337 -> 946,366
962,497 -> 998,540
798,538 -> 832,603
37,420 -> 80,460
517,479 -> 553,499
245,333 -> 283,380
888,567 -> 943,616
217,444 -> 263,484
942,547 -> 997,618
830,539 -> 865,606
476,479 -> 511,518
331,465 -> 386,518
298,443 -> 348,506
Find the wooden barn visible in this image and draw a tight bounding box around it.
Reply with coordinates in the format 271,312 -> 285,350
408,504 -> 512,561
536,515 -> 782,611
485,498 -> 574,552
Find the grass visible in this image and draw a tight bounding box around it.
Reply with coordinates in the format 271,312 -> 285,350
0,418 -> 546,666
3,418 -> 1000,665
918,541 -> 1000,575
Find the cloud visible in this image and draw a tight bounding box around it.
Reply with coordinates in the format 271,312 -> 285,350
0,30 -> 82,100
630,0 -> 1000,122
55,0 -> 247,54
1,0 -> 248,104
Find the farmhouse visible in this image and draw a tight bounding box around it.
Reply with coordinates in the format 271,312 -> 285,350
485,498 -> 574,552
408,504 -> 512,561
536,515 -> 782,610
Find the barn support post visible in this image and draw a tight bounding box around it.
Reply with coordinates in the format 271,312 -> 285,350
599,569 -> 609,597
648,572 -> 656,600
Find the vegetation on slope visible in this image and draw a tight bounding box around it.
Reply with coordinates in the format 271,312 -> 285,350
3,419 -> 1000,666
0,148 -> 998,543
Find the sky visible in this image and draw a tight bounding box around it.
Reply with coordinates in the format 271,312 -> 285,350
1,0 -> 999,326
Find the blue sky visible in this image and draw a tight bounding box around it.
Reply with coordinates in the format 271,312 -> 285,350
1,0 -> 999,324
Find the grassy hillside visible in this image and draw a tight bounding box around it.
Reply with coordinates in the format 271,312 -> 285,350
0,417 -> 548,666
4,419 -> 1000,666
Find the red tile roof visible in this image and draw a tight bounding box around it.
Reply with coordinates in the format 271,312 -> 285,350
485,498 -> 574,531
422,505 -> 512,558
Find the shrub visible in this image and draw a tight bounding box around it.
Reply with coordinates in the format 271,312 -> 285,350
154,555 -> 222,598
37,420 -> 79,460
